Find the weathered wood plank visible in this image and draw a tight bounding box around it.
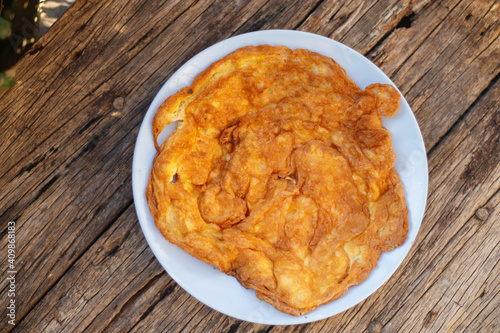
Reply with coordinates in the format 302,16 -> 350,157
232,0 -> 323,33
420,194 -> 499,333
11,205 -> 170,332
298,0 -> 430,52
1,0 -> 498,331
371,0 -> 499,150
399,195 -> 499,332
0,0 -> 195,180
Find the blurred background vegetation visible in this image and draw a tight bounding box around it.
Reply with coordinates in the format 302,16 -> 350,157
1,0 -> 41,89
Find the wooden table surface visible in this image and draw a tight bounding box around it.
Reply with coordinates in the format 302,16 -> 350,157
1,0 -> 498,332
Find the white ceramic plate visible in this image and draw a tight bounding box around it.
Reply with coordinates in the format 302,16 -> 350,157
132,30 -> 428,325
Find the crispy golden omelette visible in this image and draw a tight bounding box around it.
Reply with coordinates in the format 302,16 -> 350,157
147,45 -> 408,316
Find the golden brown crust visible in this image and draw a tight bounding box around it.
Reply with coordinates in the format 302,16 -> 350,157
147,45 -> 408,315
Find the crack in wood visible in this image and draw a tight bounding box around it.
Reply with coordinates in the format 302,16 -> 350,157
30,174 -> 61,205
293,0 -> 326,30
366,10 -> 417,57
65,121 -> 114,170
77,115 -> 104,135
459,116 -> 500,193
235,0 -> 294,33
226,322 -> 242,333
126,0 -> 200,55
427,72 -> 499,157
258,326 -> 274,333
100,272 -> 174,332
422,309 -> 439,329
14,155 -> 46,178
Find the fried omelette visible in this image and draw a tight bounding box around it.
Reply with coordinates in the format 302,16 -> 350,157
147,45 -> 408,316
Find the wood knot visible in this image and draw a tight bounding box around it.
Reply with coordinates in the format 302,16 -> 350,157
113,97 -> 125,110
28,43 -> 44,55
423,310 -> 439,328
475,207 -> 489,221
367,320 -> 383,333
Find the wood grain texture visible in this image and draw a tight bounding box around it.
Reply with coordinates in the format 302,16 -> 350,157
378,0 -> 499,149
13,205 -> 176,332
0,0 -> 498,331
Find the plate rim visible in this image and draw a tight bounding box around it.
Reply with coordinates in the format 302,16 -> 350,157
132,29 -> 428,325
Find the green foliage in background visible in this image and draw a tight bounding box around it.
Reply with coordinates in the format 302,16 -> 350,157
0,71 -> 15,88
1,0 -> 40,89
0,15 -> 14,88
0,16 -> 12,39
1,1 -> 15,88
